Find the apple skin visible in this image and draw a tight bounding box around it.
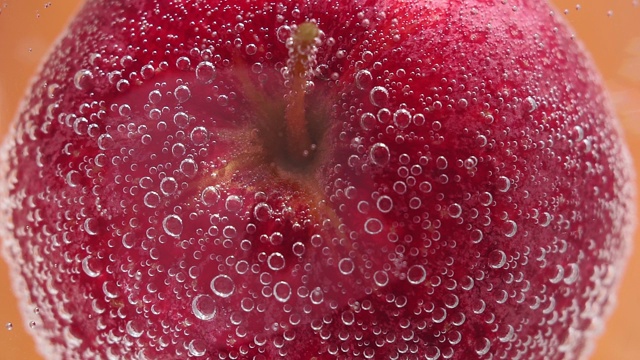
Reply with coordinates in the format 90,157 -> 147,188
0,0 -> 635,359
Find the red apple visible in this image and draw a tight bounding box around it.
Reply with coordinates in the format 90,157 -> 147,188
0,0 -> 634,359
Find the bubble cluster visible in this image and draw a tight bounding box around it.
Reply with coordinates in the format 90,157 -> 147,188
0,0 -> 634,359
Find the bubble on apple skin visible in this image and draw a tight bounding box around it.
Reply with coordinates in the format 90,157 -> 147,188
188,339 -> 207,357
73,69 -> 94,90
369,142 -> 390,166
406,265 -> 427,285
273,281 -> 292,302
162,214 -> 183,237
211,274 -> 235,298
369,86 -> 389,107
192,294 -> 217,321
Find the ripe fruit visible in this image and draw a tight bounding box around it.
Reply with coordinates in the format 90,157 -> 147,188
0,0 -> 634,359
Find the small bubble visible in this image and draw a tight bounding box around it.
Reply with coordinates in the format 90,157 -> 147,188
273,281 -> 292,302
83,218 -> 99,236
488,250 -> 507,269
195,61 -> 216,83
369,86 -> 389,107
126,319 -> 145,338
393,109 -> 412,129
160,177 -> 178,195
190,127 -> 209,146
176,56 -> 191,70
188,339 -> 207,357
253,202 -> 272,222
310,287 -> 324,304
73,69 -> 93,90
201,186 -> 220,206
448,204 -> 462,218
407,265 -> 427,285
338,258 -> 355,275
373,270 -> 389,287
524,96 -> 537,112
180,158 -> 198,177
174,85 -> 191,103
496,176 -> 511,192
173,112 -> 190,128
267,253 -> 286,271
475,337 -> 491,356
81,256 -> 101,278
355,69 -> 373,90
144,191 -> 161,208
211,275 -> 235,297
225,195 -> 244,213
5,323 -> 13,331
192,294 -> 217,321
376,195 -> 394,213
360,112 -> 377,130
364,218 -> 383,234
369,143 -> 390,166
504,220 -> 517,237
163,214 -> 183,237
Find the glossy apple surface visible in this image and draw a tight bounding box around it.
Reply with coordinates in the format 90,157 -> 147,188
0,0 -> 634,359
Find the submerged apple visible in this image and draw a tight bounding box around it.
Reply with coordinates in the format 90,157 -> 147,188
0,0 -> 634,359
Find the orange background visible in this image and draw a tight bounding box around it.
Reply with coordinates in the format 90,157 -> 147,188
0,1 -> 638,359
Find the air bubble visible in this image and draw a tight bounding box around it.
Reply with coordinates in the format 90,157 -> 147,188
373,270 -> 389,287
376,195 -> 394,213
369,86 -> 389,107
475,337 -> 491,356
190,127 -> 209,145
160,177 -> 178,195
355,69 -> 373,90
338,258 -> 355,275
195,61 -> 216,83
273,281 -> 292,302
225,195 -> 244,213
81,256 -> 101,278
211,275 -> 235,298
73,69 -> 93,90
488,250 -> 507,269
550,265 -> 565,284
253,202 -> 272,222
524,96 -> 538,112
84,218 -> 99,235
504,220 -> 517,237
163,215 -> 183,237
360,112 -> 376,130
173,112 -> 190,128
364,218 -> 383,234
310,287 -> 324,304
144,191 -> 161,208
192,294 -> 217,321
448,204 -> 462,218
180,158 -> 198,177
201,186 -> 220,206
188,339 -> 207,357
407,265 -> 427,285
267,253 -> 286,271
564,263 -> 580,285
174,85 -> 191,103
393,109 -> 411,129
496,176 -> 511,192
126,319 -> 145,338
369,143 -> 390,166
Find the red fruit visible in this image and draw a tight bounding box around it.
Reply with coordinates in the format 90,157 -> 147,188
0,0 -> 634,359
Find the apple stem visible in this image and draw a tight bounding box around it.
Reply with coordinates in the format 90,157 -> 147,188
285,22 -> 319,165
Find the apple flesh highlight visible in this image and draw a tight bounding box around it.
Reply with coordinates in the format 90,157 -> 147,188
0,0 -> 635,360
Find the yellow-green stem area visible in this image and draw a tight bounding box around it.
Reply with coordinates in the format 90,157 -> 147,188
285,22 -> 319,165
